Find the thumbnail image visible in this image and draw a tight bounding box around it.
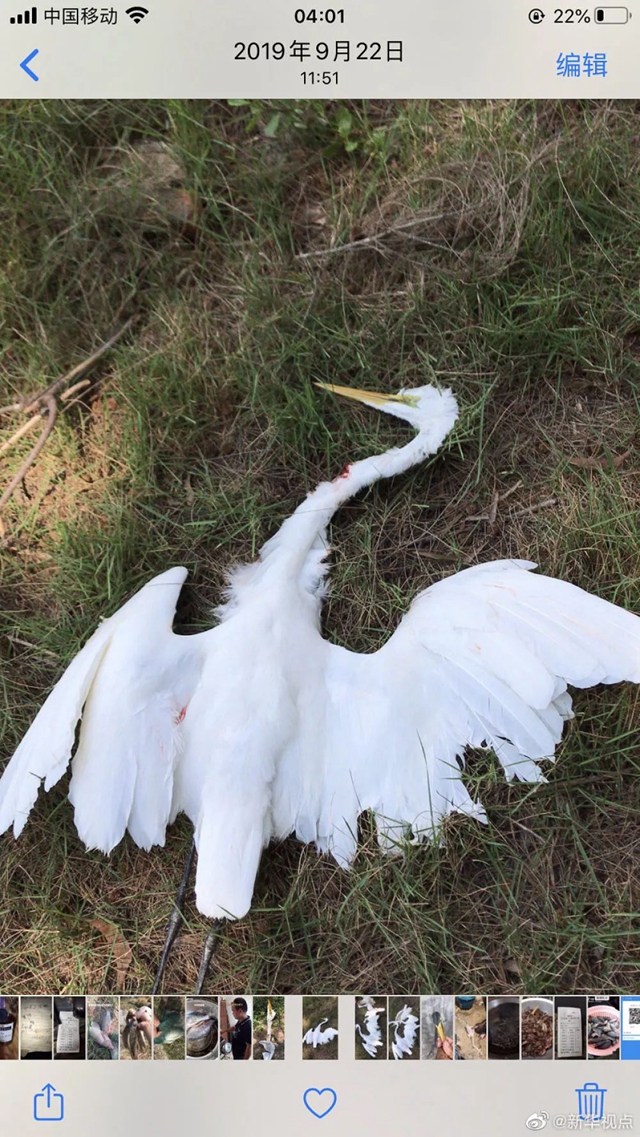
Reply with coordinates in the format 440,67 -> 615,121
153,996 -> 185,1059
20,997 -> 52,1060
555,997 -> 587,1060
454,997 -> 487,1060
487,997 -> 520,1060
388,997 -> 420,1061
253,997 -> 284,1061
0,996 -> 19,1060
54,996 -> 86,1060
303,996 -> 339,1060
355,996 -> 387,1060
620,997 -> 640,1059
421,995 -> 454,1060
587,996 -> 620,1060
186,998 -> 218,1060
220,997 -> 252,1061
87,998 -> 119,1060
120,998 -> 154,1060
521,998 -> 553,1060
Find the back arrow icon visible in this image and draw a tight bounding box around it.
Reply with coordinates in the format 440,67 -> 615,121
20,49 -> 39,81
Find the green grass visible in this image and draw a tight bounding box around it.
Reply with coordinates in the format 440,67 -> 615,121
1,99 -> 640,996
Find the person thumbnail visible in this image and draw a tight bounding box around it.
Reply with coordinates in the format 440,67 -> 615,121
220,997 -> 252,1060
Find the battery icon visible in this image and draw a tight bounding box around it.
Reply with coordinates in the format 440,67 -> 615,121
594,6 -> 630,20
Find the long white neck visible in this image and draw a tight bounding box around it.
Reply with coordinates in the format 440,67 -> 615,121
215,387 -> 458,620
263,422 -> 451,578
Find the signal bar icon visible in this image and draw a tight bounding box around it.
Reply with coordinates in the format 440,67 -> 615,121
10,5 -> 37,22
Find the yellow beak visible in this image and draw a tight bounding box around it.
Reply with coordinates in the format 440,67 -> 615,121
314,381 -> 418,407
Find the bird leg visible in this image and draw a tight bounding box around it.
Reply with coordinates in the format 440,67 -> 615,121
193,920 -> 224,995
152,839 -> 196,995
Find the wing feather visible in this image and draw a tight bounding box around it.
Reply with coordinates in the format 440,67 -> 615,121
288,560 -> 640,865
0,567 -> 203,852
0,625 -> 111,838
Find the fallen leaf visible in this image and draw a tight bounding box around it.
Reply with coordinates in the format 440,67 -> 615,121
99,140 -> 200,233
566,448 -> 633,470
91,918 -> 132,989
503,957 -> 521,980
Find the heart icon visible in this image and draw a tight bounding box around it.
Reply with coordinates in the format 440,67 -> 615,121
303,1088 -> 338,1119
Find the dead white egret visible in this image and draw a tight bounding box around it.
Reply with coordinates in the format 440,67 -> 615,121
390,1004 -> 419,1060
356,996 -> 385,1058
1,381 -> 640,992
303,1018 -> 339,1048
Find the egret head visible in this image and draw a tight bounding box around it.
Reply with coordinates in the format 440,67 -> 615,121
315,381 -> 458,440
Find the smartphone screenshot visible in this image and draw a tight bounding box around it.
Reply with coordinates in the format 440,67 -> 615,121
1,2 -> 640,1135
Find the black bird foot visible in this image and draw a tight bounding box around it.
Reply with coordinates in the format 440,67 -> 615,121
152,839 -> 196,995
193,921 -> 223,995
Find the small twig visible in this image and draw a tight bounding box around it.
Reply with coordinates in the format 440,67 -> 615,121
498,479 -> 523,503
296,210 -> 453,260
465,480 -> 523,524
0,413 -> 41,458
0,396 -> 57,514
487,489 -> 500,529
60,378 -> 93,403
510,818 -> 545,844
7,635 -> 59,660
0,320 -> 136,531
21,316 -> 135,413
510,497 -> 557,519
0,380 -> 93,463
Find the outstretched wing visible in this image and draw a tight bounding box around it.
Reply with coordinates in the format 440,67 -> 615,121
0,567 -> 204,852
288,559 -> 640,866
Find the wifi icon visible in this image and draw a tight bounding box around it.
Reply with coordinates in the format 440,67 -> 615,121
126,6 -> 148,22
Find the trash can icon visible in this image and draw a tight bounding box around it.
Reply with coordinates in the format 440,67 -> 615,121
575,1082 -> 607,1121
